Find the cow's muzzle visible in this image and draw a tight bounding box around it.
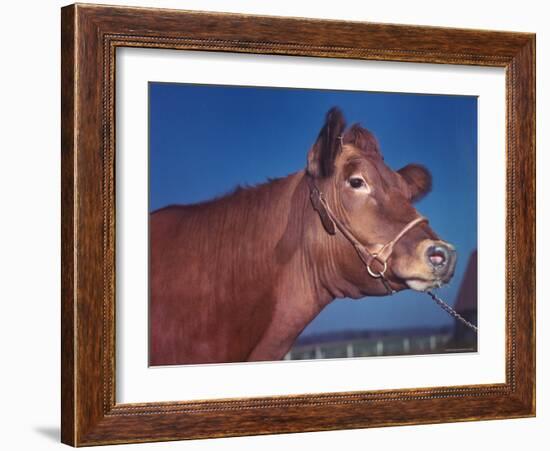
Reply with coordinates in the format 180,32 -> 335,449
426,242 -> 456,282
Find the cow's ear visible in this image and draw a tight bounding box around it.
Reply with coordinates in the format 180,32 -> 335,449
398,164 -> 432,203
307,107 -> 346,178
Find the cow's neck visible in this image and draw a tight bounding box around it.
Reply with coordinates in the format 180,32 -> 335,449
247,172 -> 361,361
243,171 -> 321,360
299,177 -> 372,301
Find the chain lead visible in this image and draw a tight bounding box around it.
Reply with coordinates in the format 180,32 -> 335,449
426,290 -> 478,333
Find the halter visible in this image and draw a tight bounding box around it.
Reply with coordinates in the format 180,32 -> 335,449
306,175 -> 427,295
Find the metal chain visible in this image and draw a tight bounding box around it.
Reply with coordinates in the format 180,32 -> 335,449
426,290 -> 478,334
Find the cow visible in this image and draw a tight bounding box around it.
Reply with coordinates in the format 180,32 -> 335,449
149,107 -> 456,365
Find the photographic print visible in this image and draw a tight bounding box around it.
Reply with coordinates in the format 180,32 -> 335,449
148,83 -> 478,366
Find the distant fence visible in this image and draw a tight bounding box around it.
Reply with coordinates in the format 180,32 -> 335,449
284,329 -> 471,360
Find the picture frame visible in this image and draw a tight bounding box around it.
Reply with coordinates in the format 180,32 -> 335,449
61,3 -> 535,446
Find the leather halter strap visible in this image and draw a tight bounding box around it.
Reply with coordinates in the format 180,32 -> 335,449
306,175 -> 427,294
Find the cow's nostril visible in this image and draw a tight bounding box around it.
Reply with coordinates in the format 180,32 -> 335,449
427,245 -> 448,268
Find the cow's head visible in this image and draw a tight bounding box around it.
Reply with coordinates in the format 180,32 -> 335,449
306,107 -> 456,297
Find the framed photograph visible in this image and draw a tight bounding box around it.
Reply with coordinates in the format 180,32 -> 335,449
61,3 -> 535,446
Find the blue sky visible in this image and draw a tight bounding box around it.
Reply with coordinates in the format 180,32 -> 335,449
149,82 -> 477,335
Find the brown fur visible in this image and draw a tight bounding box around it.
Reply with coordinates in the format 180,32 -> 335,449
150,175 -> 314,364
150,107 -> 454,365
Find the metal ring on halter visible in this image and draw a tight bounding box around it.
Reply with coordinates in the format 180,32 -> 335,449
366,254 -> 387,278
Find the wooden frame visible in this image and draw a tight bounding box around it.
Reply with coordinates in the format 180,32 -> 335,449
61,3 -> 535,446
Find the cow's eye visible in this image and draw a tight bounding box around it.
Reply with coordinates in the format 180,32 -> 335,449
349,177 -> 366,189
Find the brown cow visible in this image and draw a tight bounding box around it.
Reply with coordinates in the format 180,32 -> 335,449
150,107 -> 456,365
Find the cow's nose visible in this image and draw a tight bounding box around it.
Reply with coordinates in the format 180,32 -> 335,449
426,243 -> 456,277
